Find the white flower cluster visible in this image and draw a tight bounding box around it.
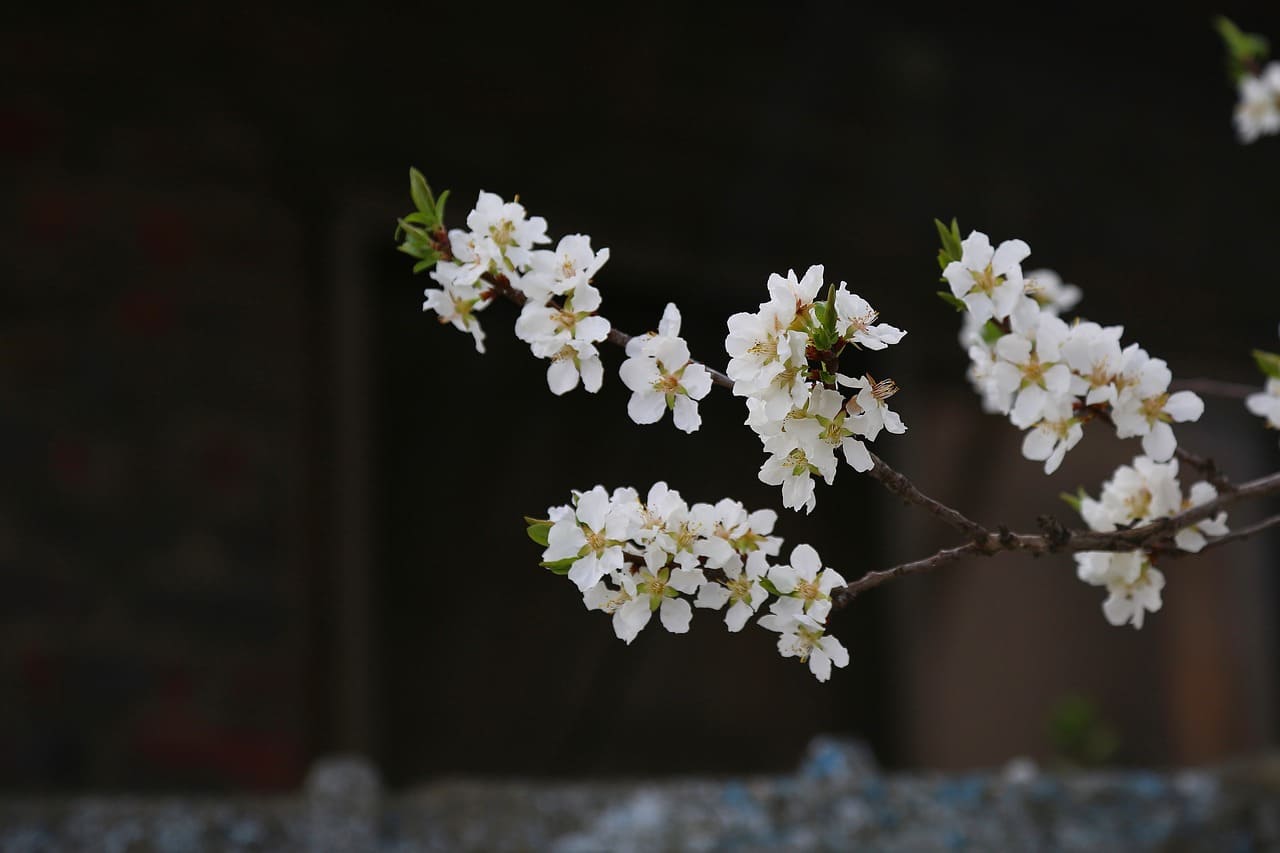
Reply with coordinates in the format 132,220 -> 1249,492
424,191 -> 613,395
951,231 -> 1205,474
1235,63 -> 1280,143
536,483 -> 851,680
725,266 -> 908,513
619,304 -> 713,433
1073,455 -> 1229,629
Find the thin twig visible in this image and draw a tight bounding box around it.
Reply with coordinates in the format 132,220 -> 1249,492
831,469 -> 1280,607
866,454 -> 989,541
1172,378 -> 1259,400
1160,512 -> 1280,561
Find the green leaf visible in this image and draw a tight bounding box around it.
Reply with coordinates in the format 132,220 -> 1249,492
435,189 -> 450,225
1059,489 -> 1086,513
934,217 -> 963,265
1216,17 -> 1270,82
526,522 -> 551,547
758,577 -> 783,597
1253,349 -> 1280,380
409,168 -> 436,218
540,557 -> 576,575
412,257 -> 438,273
822,283 -> 838,337
979,320 -> 1004,345
936,290 -> 967,312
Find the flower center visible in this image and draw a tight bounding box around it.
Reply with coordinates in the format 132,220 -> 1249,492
1140,392 -> 1169,423
795,578 -> 823,605
584,529 -> 609,553
969,264 -> 1001,296
1125,488 -> 1152,520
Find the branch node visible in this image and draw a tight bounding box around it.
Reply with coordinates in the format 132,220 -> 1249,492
1036,514 -> 1071,551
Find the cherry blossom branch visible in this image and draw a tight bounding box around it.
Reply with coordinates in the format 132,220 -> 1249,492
830,469 -> 1280,607
430,229 -> 1280,613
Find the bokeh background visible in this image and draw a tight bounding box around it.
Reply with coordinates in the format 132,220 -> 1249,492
5,3 -> 1280,792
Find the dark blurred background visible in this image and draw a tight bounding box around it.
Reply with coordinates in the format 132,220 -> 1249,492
5,3 -> 1280,793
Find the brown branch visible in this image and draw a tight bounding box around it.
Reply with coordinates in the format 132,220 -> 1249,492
831,469 -> 1280,608
1172,378 -> 1259,400
1160,512 -> 1280,561
865,454 -> 989,541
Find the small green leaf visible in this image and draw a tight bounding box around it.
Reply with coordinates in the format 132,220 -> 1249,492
526,522 -> 552,547
936,290 -> 967,312
979,320 -> 1004,345
759,577 -> 783,597
934,217 -> 963,265
435,189 -> 450,225
1216,17 -> 1270,82
540,557 -> 576,575
1059,489 -> 1084,513
823,283 -> 838,337
412,257 -> 438,273
1253,349 -> 1280,380
409,168 -> 436,219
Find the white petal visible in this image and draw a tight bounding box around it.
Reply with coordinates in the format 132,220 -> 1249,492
1164,391 -> 1204,423
659,597 -> 692,633
672,395 -> 702,433
627,390 -> 668,425
547,359 -> 580,395
1142,421 -> 1177,462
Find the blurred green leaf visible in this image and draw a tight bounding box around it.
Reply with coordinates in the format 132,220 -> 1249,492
1048,694 -> 1120,768
937,290 -> 968,312
1253,348 -> 1280,380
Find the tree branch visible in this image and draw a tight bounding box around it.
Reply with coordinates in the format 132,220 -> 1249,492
831,469 -> 1280,608
1172,378 -> 1259,400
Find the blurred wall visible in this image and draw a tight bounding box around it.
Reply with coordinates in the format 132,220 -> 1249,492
4,3 -> 1280,790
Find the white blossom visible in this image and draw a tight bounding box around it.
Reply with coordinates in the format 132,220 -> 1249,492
619,304 -> 713,433
757,597 -> 849,682
1247,377 -> 1280,442
1110,357 -> 1204,462
465,190 -> 549,270
1173,481 -> 1230,553
943,231 -> 1030,324
1235,63 -> 1280,144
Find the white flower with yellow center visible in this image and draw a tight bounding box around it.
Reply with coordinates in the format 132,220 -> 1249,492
766,544 -> 846,617
619,304 -> 713,433
1061,321 -> 1125,406
757,597 -> 849,682
522,234 -> 610,302
942,231 -> 1030,324
1020,396 -> 1083,475
1022,268 -> 1081,315
543,486 -> 631,592
465,190 -> 549,270
833,285 -> 905,350
695,550 -> 772,631
991,310 -> 1073,429
422,286 -> 487,353
1074,549 -> 1164,629
1174,481 -> 1230,553
1080,456 -> 1182,532
1111,358 -> 1204,462
610,551 -> 703,641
